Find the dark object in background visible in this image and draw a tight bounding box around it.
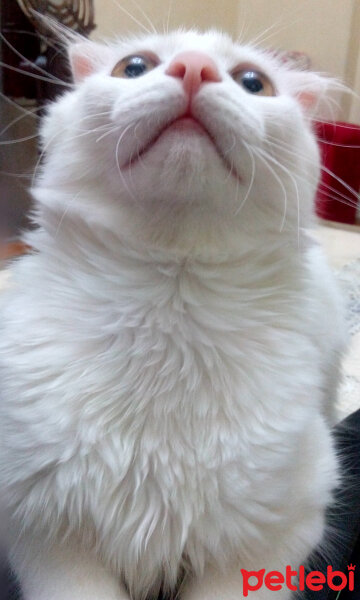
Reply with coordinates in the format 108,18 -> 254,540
0,564 -> 21,600
300,408 -> 360,600
0,0 -> 39,239
14,0 -> 96,104
2,0 -> 96,104
0,0 -> 96,240
1,1 -> 40,99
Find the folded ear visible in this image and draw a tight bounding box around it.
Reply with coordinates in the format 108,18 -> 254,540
68,41 -> 114,83
285,70 -> 345,119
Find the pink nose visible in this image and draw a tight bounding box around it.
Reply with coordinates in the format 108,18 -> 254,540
166,51 -> 221,97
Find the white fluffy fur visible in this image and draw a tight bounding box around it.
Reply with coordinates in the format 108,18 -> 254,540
0,30 -> 347,600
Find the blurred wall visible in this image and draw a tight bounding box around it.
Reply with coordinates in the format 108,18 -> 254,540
236,0 -> 353,80
93,0 -> 360,123
346,0 -> 360,124
237,0 -> 360,123
92,0 -> 239,39
350,53 -> 360,124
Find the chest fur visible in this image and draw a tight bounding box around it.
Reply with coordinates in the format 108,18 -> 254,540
0,250 -> 330,590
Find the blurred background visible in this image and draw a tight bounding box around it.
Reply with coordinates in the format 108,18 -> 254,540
1,0 -> 360,254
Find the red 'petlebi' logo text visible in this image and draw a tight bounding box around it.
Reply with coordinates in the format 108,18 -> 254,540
240,564 -> 356,596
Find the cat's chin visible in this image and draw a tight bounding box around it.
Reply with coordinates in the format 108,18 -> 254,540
166,116 -> 206,135
121,117 -> 241,182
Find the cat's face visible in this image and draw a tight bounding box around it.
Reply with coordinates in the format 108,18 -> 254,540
37,30 -> 328,252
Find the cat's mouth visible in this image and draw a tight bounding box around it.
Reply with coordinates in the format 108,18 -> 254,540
121,114 -> 241,180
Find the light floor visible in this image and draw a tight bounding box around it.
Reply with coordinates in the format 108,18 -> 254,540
0,221 -> 359,419
315,221 -> 360,418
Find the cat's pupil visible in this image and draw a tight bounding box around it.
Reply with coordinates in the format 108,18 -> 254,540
124,58 -> 147,78
241,72 -> 264,93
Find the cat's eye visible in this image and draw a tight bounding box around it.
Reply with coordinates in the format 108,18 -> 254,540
232,69 -> 275,96
111,54 -> 158,78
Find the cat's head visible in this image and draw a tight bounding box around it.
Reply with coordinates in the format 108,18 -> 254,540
35,30 -> 335,254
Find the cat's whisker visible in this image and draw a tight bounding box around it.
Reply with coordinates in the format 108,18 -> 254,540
295,176 -> 300,247
313,119 -> 360,132
255,145 -> 301,241
54,191 -> 82,239
250,145 -> 288,231
132,121 -> 149,173
0,133 -> 40,146
67,110 -> 117,135
115,123 -> 138,200
225,157 -> 235,184
231,164 -> 241,216
8,29 -> 70,64
125,144 -> 147,205
95,124 -> 123,143
1,93 -> 39,121
0,110 -> 115,147
133,120 -> 143,146
4,115 -> 125,186
50,122 -> 116,150
0,60 -> 71,87
283,160 -> 360,211
223,133 -> 237,156
247,17 -> 287,48
234,141 -> 255,216
237,3 -> 251,45
265,134 -> 360,209
247,7 -> 303,50
223,134 -> 238,184
31,124 -> 66,187
57,113 -> 120,143
281,164 -> 359,212
128,0 -> 158,34
316,94 -> 342,125
0,170 -> 33,179
317,138 -> 360,149
272,142 -> 359,208
268,149 -> 360,212
127,152 -> 137,195
314,191 -> 359,212
109,0 -> 153,34
166,0 -> 175,35
0,103 -> 42,139
1,116 -> 116,183
75,123 -> 119,141
0,32 -> 68,86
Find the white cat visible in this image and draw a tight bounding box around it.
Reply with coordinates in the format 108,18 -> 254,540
0,29 -> 346,600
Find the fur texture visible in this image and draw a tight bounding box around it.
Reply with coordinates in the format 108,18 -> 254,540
0,30 -> 347,600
